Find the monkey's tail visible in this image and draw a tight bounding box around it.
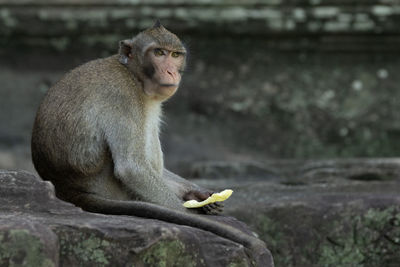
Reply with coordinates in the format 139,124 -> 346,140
73,193 -> 273,266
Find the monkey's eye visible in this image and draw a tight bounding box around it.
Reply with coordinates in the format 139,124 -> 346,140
171,52 -> 181,58
154,48 -> 165,57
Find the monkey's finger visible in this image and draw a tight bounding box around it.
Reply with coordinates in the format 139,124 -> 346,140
213,202 -> 224,209
209,202 -> 224,212
210,206 -> 223,215
202,205 -> 213,213
211,204 -> 224,214
202,205 -> 219,215
207,203 -> 219,210
204,208 -> 219,215
203,204 -> 222,215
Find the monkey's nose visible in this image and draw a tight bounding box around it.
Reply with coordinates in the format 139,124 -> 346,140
166,70 -> 179,83
166,70 -> 175,78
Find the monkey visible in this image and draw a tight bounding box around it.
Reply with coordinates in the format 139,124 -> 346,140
31,21 -> 270,264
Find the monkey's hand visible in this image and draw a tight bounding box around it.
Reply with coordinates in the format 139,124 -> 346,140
183,190 -> 232,215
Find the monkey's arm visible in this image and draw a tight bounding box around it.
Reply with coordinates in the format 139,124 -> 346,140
163,169 -> 224,215
104,118 -> 186,212
163,169 -> 201,194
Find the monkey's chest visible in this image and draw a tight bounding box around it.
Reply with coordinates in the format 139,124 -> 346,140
143,126 -> 163,172
141,103 -> 163,172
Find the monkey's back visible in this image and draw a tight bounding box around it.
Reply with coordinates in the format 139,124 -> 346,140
31,55 -> 141,191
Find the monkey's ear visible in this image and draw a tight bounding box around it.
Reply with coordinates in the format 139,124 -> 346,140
153,19 -> 162,28
119,39 -> 133,65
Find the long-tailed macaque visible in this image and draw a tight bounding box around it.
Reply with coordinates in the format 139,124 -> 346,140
31,21 -> 271,264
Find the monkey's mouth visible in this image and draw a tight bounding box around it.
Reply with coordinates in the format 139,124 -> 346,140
159,83 -> 178,87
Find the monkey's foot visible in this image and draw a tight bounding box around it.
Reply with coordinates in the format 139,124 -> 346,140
183,189 -> 233,208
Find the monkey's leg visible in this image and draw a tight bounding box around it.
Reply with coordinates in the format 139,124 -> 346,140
72,192 -> 270,264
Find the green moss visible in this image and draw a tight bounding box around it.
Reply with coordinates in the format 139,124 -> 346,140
138,240 -> 195,267
254,207 -> 400,267
58,232 -> 111,266
227,260 -> 250,267
0,229 -> 55,267
255,215 -> 294,267
319,207 -> 400,267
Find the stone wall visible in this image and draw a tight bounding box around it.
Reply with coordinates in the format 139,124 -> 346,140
1,0 -> 400,172
2,0 -> 400,50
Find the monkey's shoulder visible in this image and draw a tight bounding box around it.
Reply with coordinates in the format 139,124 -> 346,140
56,55 -> 136,95
72,55 -> 129,84
40,55 -> 141,121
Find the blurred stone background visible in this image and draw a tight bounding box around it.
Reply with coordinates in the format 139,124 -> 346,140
1,0 -> 400,173
2,2 -> 400,267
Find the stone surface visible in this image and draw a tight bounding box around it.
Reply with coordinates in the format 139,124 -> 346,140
190,158 -> 400,267
0,170 -> 273,267
1,157 -> 399,266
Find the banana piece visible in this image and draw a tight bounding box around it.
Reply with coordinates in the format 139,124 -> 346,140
183,189 -> 233,208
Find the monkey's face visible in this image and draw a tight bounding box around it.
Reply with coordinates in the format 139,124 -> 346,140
141,45 -> 186,100
119,22 -> 187,101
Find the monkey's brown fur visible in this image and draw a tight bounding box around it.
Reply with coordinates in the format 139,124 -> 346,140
31,22 -> 270,263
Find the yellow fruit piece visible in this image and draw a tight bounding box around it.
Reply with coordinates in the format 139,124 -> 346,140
183,189 -> 233,208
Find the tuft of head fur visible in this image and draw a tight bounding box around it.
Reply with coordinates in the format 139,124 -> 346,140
135,22 -> 186,53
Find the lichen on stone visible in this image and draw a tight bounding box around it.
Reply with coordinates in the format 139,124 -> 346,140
319,207 -> 400,267
139,240 -> 196,267
57,231 -> 112,266
0,229 -> 55,267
